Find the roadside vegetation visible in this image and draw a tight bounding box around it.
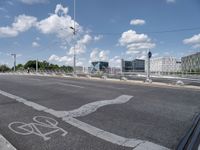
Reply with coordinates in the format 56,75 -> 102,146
0,60 -> 73,73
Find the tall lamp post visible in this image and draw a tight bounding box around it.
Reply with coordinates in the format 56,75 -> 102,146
70,0 -> 76,76
11,54 -> 16,72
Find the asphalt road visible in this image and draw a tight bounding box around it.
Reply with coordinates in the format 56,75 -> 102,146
0,75 -> 200,150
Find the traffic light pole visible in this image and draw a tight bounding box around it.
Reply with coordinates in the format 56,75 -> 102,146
145,50 -> 152,83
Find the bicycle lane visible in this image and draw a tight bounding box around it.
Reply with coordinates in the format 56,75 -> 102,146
0,94 -> 131,150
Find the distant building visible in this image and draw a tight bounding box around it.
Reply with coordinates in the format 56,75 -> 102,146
181,52 -> 200,72
75,66 -> 84,73
121,60 -> 133,72
109,67 -> 121,74
91,61 -> 109,73
133,59 -> 145,71
148,57 -> 181,73
121,59 -> 145,72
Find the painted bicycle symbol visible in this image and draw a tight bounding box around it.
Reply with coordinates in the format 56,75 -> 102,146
8,116 -> 67,141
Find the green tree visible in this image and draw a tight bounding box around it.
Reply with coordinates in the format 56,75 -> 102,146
39,61 -> 50,70
16,64 -> 24,70
24,60 -> 37,69
0,65 -> 10,72
60,65 -> 73,72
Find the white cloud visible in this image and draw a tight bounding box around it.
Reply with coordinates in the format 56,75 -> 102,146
55,4 -> 68,15
49,54 -> 72,63
109,56 -> 121,68
0,14 -> 37,38
166,0 -> 176,3
49,54 -> 60,62
136,55 -> 146,60
183,33 -> 200,48
13,15 -> 37,32
130,19 -> 146,26
136,51 -> 147,60
68,34 -> 92,55
152,53 -> 159,58
94,35 -> 103,41
36,4 -> 82,42
119,30 -> 155,53
90,49 -> 99,61
18,0 -> 49,5
90,48 -> 109,62
48,54 -> 83,66
99,50 -> 109,61
32,41 -> 40,47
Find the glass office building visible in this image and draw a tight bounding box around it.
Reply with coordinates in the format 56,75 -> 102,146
121,59 -> 145,72
91,61 -> 109,73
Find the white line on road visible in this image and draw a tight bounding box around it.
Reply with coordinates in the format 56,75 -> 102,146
54,83 -> 84,88
54,95 -> 132,118
0,89 -> 170,150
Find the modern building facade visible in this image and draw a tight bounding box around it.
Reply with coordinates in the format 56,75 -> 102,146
121,59 -> 133,72
133,59 -> 145,71
121,59 -> 145,72
181,52 -> 200,72
91,61 -> 109,73
148,57 -> 181,73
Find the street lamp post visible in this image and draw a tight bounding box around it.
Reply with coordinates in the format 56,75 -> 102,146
11,54 -> 16,72
70,0 -> 76,76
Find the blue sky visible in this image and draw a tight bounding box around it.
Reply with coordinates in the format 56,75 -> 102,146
0,0 -> 200,67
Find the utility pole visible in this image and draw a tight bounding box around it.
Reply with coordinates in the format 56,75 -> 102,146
36,59 -> 38,73
11,54 -> 16,72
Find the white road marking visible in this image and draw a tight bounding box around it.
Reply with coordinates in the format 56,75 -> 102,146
9,116 -> 67,141
0,89 -> 170,150
54,95 -> 132,118
54,83 -> 84,88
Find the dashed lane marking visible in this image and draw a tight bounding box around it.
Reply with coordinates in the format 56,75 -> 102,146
0,89 -> 170,150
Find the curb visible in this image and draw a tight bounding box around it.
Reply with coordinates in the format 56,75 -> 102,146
0,134 -> 16,150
